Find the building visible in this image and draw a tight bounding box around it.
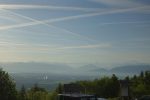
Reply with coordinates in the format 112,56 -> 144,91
58,94 -> 97,100
119,80 -> 130,100
57,83 -> 97,100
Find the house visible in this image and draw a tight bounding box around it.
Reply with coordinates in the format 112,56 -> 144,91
58,94 -> 97,100
57,83 -> 97,100
119,80 -> 130,100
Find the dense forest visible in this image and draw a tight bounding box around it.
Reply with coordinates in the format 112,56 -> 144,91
0,68 -> 150,100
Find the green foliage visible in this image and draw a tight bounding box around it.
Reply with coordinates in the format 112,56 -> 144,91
61,71 -> 149,99
55,83 -> 63,94
1,68 -> 149,100
75,74 -> 120,98
0,68 -> 17,100
18,85 -> 27,100
30,84 -> 47,93
26,84 -> 49,100
108,97 -> 120,100
130,71 -> 150,98
27,91 -> 48,100
49,91 -> 58,100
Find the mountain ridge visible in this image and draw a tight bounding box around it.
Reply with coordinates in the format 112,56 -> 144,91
1,62 -> 150,75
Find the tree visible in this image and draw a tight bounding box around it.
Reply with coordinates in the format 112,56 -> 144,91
30,84 -> 46,92
27,84 -> 48,100
19,85 -> 27,100
110,74 -> 120,97
55,83 -> 63,94
140,71 -> 144,78
0,68 -> 17,100
144,71 -> 150,85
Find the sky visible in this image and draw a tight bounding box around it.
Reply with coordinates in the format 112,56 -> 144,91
0,0 -> 150,67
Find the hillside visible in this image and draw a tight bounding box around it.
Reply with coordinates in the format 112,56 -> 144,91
1,62 -> 150,75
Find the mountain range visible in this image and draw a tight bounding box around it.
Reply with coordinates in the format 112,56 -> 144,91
1,62 -> 149,90
1,62 -> 150,76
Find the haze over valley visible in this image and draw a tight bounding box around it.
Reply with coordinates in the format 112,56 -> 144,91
1,62 -> 149,90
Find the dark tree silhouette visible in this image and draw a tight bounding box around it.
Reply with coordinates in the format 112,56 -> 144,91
19,85 -> 27,100
30,84 -> 46,92
0,68 -> 17,100
56,83 -> 63,94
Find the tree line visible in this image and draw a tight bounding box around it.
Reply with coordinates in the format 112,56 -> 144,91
0,68 -> 150,100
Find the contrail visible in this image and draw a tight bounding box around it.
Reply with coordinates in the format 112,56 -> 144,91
90,0 -> 142,8
58,43 -> 111,50
1,9 -> 96,42
0,42 -> 111,51
98,21 -> 150,26
0,6 -> 149,31
0,4 -> 100,12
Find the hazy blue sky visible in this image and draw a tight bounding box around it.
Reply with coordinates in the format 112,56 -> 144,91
0,0 -> 150,67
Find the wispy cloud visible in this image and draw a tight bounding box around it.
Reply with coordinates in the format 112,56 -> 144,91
0,4 -> 100,12
0,5 -> 149,31
98,21 -> 150,26
58,44 -> 111,49
90,0 -> 143,8
1,9 -> 95,42
0,41 -> 111,53
0,41 -> 24,46
0,9 -> 32,25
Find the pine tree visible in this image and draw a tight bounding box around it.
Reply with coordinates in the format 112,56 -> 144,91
0,68 -> 17,100
19,85 -> 26,100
